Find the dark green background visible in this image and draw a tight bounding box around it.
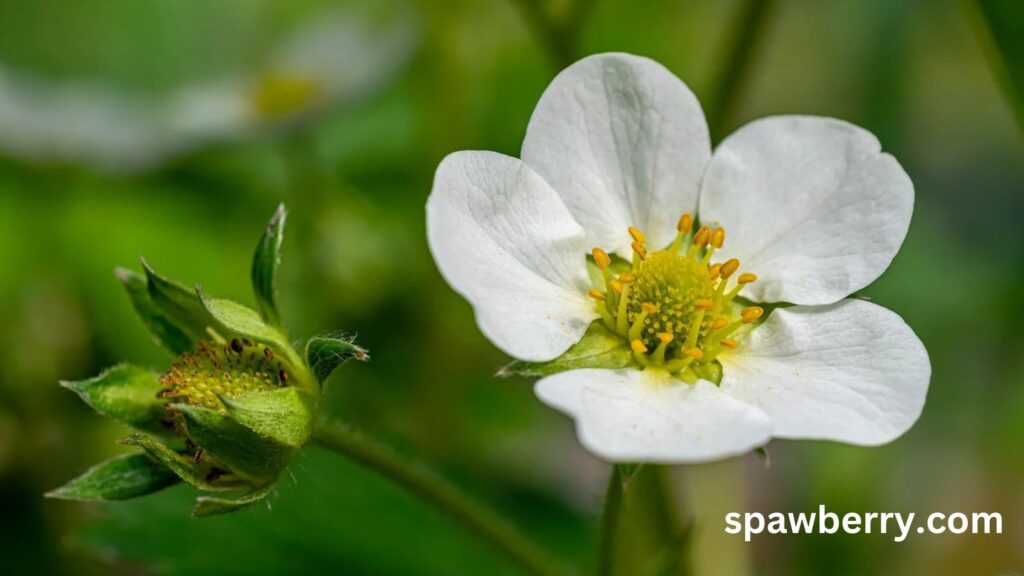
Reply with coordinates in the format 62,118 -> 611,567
0,0 -> 1021,574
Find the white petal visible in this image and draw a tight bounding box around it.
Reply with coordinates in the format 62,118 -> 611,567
719,299 -> 930,445
521,53 -> 711,258
427,151 -> 597,362
699,116 -> 914,305
536,369 -> 771,463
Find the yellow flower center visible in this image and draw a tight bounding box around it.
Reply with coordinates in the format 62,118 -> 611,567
589,214 -> 763,381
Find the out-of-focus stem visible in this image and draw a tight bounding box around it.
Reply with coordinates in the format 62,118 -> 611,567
312,420 -> 570,576
510,0 -> 595,68
707,0 -> 778,143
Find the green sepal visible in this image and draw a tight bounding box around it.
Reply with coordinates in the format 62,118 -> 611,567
305,334 -> 368,384
45,453 -> 180,501
119,433 -> 249,493
173,404 -> 297,484
197,292 -> 313,391
220,388 -> 315,448
498,322 -> 635,378
251,204 -> 286,328
193,483 -> 276,517
61,364 -> 169,434
142,259 -> 216,344
116,268 -> 193,355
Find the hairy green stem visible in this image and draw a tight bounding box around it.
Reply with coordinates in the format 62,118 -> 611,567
707,0 -> 778,143
597,465 -> 689,576
312,421 -> 569,576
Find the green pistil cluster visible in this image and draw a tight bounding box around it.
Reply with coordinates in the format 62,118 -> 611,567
626,250 -> 719,354
588,214 -> 764,379
159,339 -> 289,413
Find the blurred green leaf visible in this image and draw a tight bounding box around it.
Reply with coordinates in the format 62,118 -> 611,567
116,267 -> 194,355
142,259 -> 215,344
251,203 -> 286,328
174,403 -> 297,484
60,364 -> 168,434
46,453 -> 180,502
974,0 -> 1024,130
193,484 -> 275,517
221,388 -> 315,448
498,323 -> 635,377
305,334 -> 369,384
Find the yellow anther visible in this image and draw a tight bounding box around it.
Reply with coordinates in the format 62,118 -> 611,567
588,289 -> 605,301
738,272 -> 758,284
592,248 -> 611,270
692,226 -> 711,247
641,302 -> 659,314
631,339 -> 648,354
720,258 -> 740,279
677,213 -> 693,234
657,332 -> 674,344
684,347 -> 704,359
619,273 -> 635,283
631,242 -> 647,260
695,299 -> 715,310
708,263 -> 722,280
720,338 -> 739,349
609,280 -> 623,294
711,227 -> 726,248
628,226 -> 646,244
711,317 -> 730,329
741,306 -> 764,323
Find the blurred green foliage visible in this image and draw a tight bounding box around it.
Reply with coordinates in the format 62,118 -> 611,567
0,0 -> 1022,575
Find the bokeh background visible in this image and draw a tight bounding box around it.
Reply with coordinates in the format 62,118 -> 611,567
0,0 -> 1022,574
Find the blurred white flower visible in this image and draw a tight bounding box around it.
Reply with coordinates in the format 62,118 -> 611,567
0,5 -> 417,171
427,53 -> 930,464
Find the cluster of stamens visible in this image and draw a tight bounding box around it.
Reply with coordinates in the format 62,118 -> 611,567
158,339 -> 289,413
589,214 -> 763,379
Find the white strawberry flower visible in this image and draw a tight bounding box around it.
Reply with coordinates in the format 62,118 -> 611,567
427,53 -> 930,464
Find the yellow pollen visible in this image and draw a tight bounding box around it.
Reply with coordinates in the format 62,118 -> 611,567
711,317 -> 730,329
619,273 -> 635,283
631,242 -> 647,260
641,302 -> 659,314
628,226 -> 646,244
693,226 -> 710,247
657,332 -> 674,344
695,299 -> 715,310
720,338 -> 739,349
593,248 -> 611,269
609,280 -> 623,294
588,289 -> 605,300
711,228 -> 726,248
738,273 -> 758,284
684,347 -> 704,359
708,263 -> 722,280
720,258 -> 740,279
677,213 -> 693,234
741,306 -> 764,323
631,339 -> 648,354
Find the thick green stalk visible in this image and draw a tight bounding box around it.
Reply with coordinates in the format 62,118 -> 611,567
597,465 -> 625,576
312,421 -> 569,576
597,465 -> 689,576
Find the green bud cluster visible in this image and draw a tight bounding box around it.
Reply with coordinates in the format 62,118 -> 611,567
48,204 -> 368,516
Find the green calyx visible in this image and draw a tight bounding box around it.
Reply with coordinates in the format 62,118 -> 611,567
50,203 -> 367,516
